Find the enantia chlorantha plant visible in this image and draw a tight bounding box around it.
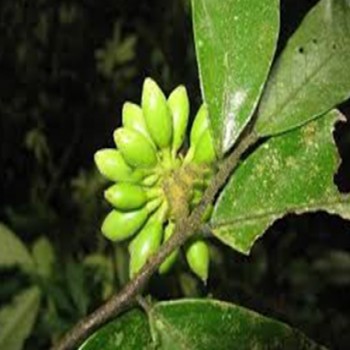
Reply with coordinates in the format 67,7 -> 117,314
94,78 -> 216,281
52,1 -> 350,349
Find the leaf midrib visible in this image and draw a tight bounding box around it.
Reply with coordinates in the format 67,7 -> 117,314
150,309 -> 195,350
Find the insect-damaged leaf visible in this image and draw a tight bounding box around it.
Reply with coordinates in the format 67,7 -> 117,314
211,110 -> 349,254
256,0 -> 350,136
192,0 -> 279,155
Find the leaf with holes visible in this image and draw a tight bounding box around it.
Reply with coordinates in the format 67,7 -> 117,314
192,0 -> 279,155
211,110 -> 349,254
256,0 -> 350,136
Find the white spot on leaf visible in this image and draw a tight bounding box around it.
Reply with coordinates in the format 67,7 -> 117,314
222,90 -> 247,151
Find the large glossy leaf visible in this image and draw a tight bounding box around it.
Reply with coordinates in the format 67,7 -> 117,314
79,309 -> 152,350
192,0 -> 279,155
0,287 -> 41,350
80,299 -> 324,350
149,299 -> 325,350
256,0 -> 350,136
0,223 -> 34,271
211,110 -> 349,254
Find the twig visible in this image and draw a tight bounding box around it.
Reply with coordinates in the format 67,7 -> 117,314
52,131 -> 258,350
136,294 -> 153,313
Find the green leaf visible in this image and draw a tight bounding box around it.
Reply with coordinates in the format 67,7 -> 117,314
149,299 -> 325,349
80,299 -> 323,350
192,0 -> 279,154
79,309 -> 152,350
256,0 -> 350,136
0,287 -> 41,350
0,223 -> 34,271
32,236 -> 55,278
211,110 -> 349,254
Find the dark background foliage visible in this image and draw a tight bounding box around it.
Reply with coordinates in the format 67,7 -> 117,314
0,0 -> 349,349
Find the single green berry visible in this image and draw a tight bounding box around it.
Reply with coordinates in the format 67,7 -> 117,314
101,208 -> 149,242
94,149 -> 140,182
104,183 -> 148,211
114,128 -> 158,168
158,222 -> 178,274
190,104 -> 209,148
122,102 -> 155,146
168,85 -> 189,154
129,217 -> 163,278
185,239 -> 210,283
192,129 -> 216,164
142,78 -> 173,149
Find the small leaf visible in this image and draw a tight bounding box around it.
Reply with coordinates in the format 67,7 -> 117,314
79,309 -> 152,350
149,299 -> 325,349
0,223 -> 34,271
32,236 -> 55,278
0,287 -> 41,350
256,0 -> 350,136
192,0 -> 279,154
212,110 -> 349,254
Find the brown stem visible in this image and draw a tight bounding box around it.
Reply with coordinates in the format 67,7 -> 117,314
51,131 -> 258,350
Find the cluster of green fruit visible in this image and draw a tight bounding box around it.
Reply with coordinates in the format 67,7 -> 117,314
94,78 -> 216,282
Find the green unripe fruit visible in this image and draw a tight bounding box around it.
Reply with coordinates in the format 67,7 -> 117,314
183,146 -> 195,164
142,78 -> 173,149
159,222 -> 178,274
95,79 -> 218,281
190,104 -> 209,148
104,183 -> 147,211
94,149 -> 143,182
192,129 -> 216,165
101,208 -> 149,242
168,86 -> 189,153
186,239 -> 210,282
114,128 -> 157,168
129,218 -> 163,278
122,102 -> 155,146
